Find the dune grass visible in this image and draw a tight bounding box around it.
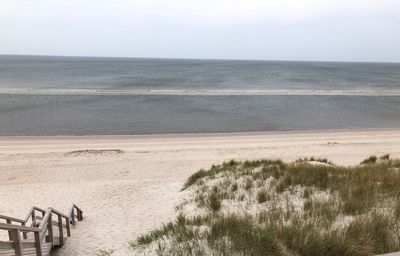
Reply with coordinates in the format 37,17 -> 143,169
131,155 -> 400,256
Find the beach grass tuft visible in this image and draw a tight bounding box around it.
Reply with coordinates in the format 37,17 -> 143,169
360,155 -> 377,164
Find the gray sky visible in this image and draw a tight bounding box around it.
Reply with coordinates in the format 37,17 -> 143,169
0,0 -> 399,62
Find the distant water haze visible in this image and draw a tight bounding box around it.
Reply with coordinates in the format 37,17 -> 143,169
1,55 -> 400,92
0,55 -> 399,135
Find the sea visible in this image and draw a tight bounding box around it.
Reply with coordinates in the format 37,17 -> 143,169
0,55 -> 400,135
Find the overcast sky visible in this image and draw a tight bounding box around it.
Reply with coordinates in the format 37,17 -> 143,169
0,0 -> 399,62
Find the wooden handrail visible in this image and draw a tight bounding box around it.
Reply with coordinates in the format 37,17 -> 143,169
0,204 -> 83,256
48,208 -> 69,219
0,223 -> 39,232
1,206 -> 46,241
71,204 -> 82,212
0,204 -> 79,227
0,215 -> 25,224
23,207 -> 46,224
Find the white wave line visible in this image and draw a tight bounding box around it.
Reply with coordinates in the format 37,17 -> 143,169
0,88 -> 400,96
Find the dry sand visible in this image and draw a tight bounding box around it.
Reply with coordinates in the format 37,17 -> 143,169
1,129 -> 400,255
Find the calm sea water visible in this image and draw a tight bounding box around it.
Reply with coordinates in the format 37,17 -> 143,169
0,55 -> 399,135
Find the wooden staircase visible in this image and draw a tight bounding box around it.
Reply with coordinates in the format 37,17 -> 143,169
0,204 -> 83,256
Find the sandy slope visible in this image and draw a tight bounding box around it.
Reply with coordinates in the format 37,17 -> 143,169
1,129 -> 400,255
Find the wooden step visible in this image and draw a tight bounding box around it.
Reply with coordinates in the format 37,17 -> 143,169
0,242 -> 52,256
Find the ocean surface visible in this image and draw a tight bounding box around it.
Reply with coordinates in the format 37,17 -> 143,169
0,55 -> 400,135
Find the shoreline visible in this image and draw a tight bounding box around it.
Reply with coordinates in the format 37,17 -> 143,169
0,127 -> 398,138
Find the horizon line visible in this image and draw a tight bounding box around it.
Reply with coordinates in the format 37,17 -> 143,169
1,53 -> 400,65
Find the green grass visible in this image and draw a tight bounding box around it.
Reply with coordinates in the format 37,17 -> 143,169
131,156 -> 400,256
244,177 -> 253,190
257,189 -> 270,203
230,182 -> 238,192
303,187 -> 312,199
208,214 -> 281,255
206,190 -> 222,212
360,155 -> 377,164
295,157 -> 333,165
182,160 -> 239,190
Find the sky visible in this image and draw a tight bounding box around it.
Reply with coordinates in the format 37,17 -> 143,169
0,0 -> 399,62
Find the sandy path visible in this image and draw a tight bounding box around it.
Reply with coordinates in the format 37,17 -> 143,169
1,129 -> 400,255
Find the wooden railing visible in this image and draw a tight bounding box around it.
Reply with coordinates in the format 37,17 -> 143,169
0,204 -> 83,256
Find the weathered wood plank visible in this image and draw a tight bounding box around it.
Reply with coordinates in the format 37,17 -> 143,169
57,215 -> 64,247
66,217 -> 71,237
0,215 -> 25,224
0,245 -> 50,256
46,213 -> 53,244
21,223 -> 27,240
70,208 -> 76,225
0,241 -> 13,249
0,223 -> 39,232
11,229 -> 22,256
33,232 -> 41,256
49,208 -> 68,219
6,220 -> 12,241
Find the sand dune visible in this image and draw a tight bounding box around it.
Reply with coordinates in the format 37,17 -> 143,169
1,129 -> 400,255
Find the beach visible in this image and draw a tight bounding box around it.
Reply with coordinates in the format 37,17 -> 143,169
1,129 -> 400,255
2,1 -> 400,254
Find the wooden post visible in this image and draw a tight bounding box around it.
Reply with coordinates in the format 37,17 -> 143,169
22,222 -> 28,239
31,211 -> 36,227
34,231 -> 42,256
66,217 -> 71,237
47,214 -> 53,243
58,214 -> 64,246
11,229 -> 23,256
7,219 -> 12,241
71,208 -> 76,225
77,210 -> 82,221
